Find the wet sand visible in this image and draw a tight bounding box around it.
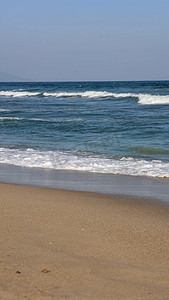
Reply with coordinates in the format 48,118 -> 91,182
0,183 -> 169,299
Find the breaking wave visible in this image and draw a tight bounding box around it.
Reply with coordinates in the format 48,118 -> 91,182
0,91 -> 41,97
137,94 -> 169,105
0,90 -> 169,104
0,147 -> 169,178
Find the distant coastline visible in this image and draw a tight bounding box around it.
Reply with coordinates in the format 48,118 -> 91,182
0,72 -> 168,83
0,71 -> 32,82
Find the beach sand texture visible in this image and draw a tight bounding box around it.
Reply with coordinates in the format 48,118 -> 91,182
0,183 -> 169,299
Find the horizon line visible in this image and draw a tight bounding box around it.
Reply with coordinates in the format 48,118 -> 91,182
1,79 -> 169,83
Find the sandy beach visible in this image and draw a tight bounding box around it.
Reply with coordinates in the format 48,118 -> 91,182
0,183 -> 169,299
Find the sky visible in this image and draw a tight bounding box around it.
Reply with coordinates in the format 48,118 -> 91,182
0,0 -> 169,81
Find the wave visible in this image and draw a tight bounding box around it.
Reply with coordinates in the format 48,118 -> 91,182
0,91 -> 41,97
137,94 -> 169,105
1,90 -> 169,104
27,117 -> 84,123
111,93 -> 169,104
0,116 -> 84,123
0,147 -> 169,178
0,117 -> 24,121
0,90 -> 117,98
0,109 -> 10,112
43,91 -> 118,98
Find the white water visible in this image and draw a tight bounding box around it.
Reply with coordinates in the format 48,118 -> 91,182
43,91 -> 116,98
0,91 -> 41,97
0,147 -> 169,178
0,116 -> 85,122
1,90 -> 169,104
0,109 -> 10,112
0,117 -> 24,121
137,94 -> 169,105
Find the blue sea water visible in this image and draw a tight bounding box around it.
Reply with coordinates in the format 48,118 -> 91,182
0,81 -> 169,178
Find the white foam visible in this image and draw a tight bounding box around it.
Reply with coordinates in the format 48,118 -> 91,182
111,93 -> 169,104
0,109 -> 10,112
0,90 -> 137,99
137,94 -> 169,105
1,90 -> 169,104
27,117 -> 84,122
43,91 -> 115,98
0,91 -> 40,97
43,91 -> 139,99
44,91 -> 169,105
0,147 -> 169,178
0,116 -> 84,123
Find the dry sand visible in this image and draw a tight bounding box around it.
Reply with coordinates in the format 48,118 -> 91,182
0,183 -> 169,300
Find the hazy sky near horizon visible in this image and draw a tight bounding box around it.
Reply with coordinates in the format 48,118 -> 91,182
1,0 -> 169,81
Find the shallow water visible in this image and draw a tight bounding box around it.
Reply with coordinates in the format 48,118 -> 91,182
0,81 -> 169,178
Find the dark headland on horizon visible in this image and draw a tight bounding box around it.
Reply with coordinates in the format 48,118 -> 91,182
0,71 -> 32,82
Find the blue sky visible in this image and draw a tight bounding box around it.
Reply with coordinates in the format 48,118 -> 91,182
0,0 -> 169,81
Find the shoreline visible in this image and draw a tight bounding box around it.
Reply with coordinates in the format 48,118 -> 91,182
1,182 -> 169,299
0,163 -> 169,203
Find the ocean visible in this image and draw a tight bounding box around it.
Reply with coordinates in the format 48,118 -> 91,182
0,81 -> 169,180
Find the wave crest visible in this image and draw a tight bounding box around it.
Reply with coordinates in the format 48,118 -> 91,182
138,94 -> 169,105
0,90 -> 169,104
0,91 -> 41,97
